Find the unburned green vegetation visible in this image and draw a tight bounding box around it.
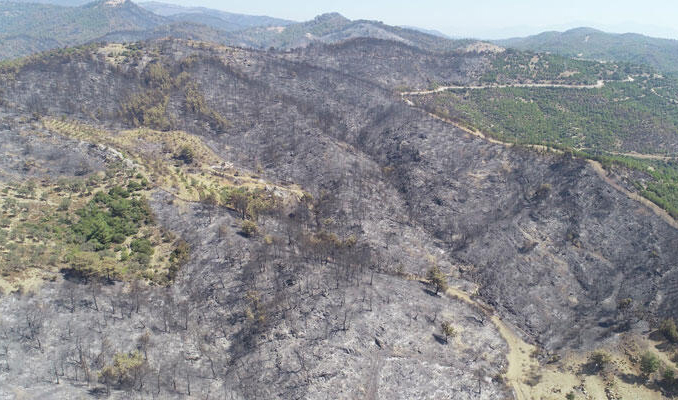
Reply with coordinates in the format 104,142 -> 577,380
421,78 -> 678,152
0,170 -> 189,291
482,49 -> 648,85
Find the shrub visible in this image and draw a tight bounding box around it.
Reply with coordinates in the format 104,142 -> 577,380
177,146 -> 194,164
241,220 -> 258,237
617,298 -> 633,310
640,352 -> 660,377
127,180 -> 144,192
534,183 -> 551,200
588,350 -> 612,373
441,321 -> 457,343
426,265 -> 448,294
660,319 -> 678,343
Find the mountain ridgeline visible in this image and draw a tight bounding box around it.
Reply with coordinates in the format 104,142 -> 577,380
0,0 -> 476,61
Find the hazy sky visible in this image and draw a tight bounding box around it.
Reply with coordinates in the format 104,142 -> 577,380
148,0 -> 678,39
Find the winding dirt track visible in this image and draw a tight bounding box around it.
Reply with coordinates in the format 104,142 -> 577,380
401,75 -> 640,96
400,80 -> 606,96
442,286 -> 535,400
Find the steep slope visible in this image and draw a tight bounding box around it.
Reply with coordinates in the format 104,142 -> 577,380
496,27 -> 678,75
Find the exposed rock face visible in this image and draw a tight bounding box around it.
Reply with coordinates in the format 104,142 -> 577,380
0,38 -> 676,398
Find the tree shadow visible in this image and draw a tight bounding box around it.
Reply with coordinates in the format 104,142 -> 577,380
619,373 -> 644,385
59,268 -> 115,285
432,333 -> 448,345
654,340 -> 674,353
421,287 -> 439,297
88,387 -> 108,398
579,361 -> 604,376
649,330 -> 666,342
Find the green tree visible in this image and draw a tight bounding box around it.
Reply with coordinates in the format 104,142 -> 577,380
130,238 -> 154,256
588,350 -> 612,373
99,351 -> 145,392
640,352 -> 660,378
230,190 -> 250,219
441,321 -> 457,344
177,146 -> 194,164
660,319 -> 678,343
200,191 -> 219,223
241,220 -> 258,237
426,265 -> 448,295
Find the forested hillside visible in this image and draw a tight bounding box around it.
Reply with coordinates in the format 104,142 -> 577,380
497,27 -> 678,75
0,0 -> 165,59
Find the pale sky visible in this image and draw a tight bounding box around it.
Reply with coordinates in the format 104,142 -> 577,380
145,0 -> 678,39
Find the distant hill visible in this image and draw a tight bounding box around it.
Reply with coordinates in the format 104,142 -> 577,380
138,1 -> 294,32
0,0 -> 294,60
399,25 -> 453,39
0,5 -> 483,61
0,0 -> 91,5
496,27 -> 678,74
226,13 -> 474,52
0,0 -> 166,59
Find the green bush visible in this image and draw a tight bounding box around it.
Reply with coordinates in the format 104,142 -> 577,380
130,238 -> 154,256
426,265 -> 448,294
441,321 -> 457,343
640,352 -> 660,377
588,350 -> 612,373
71,186 -> 153,250
58,198 -> 71,211
660,319 -> 678,343
241,220 -> 258,237
177,146 -> 195,165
